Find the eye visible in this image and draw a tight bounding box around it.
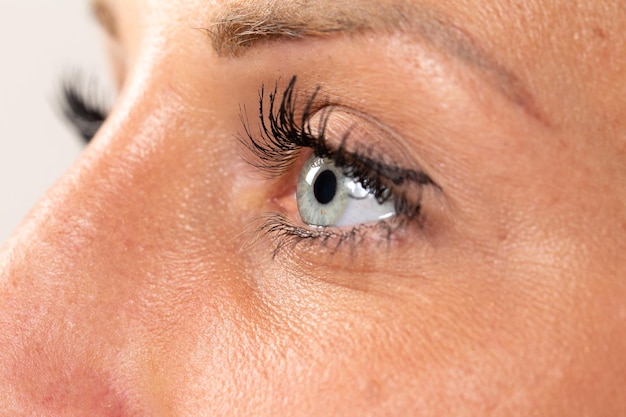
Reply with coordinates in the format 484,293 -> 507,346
296,155 -> 396,227
240,76 -> 439,252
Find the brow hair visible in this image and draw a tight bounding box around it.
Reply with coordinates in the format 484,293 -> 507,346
206,0 -> 412,56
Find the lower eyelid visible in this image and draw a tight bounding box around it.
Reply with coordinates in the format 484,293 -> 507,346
251,213 -> 402,256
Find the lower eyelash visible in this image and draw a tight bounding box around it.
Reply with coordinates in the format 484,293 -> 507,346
59,73 -> 109,143
252,213 -> 402,258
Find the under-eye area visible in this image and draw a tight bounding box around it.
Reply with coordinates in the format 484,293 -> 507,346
239,75 -> 440,255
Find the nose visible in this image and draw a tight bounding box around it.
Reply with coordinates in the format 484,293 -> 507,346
0,48 -> 245,414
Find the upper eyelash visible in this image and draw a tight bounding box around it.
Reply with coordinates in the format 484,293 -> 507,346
240,75 -> 437,218
239,75 -> 325,177
59,74 -> 109,143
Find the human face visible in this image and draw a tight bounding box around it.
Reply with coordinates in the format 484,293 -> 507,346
2,0 -> 626,415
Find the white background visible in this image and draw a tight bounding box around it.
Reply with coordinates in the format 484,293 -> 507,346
0,0 -> 111,244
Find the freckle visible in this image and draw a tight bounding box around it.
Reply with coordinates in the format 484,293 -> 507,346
362,379 -> 383,403
592,26 -> 607,40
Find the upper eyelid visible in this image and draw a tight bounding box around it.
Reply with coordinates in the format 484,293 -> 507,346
241,76 -> 437,189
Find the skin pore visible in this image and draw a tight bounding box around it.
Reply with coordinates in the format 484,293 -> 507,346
1,0 -> 626,415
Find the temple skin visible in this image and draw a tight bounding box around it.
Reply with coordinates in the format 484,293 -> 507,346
1,0 -> 625,415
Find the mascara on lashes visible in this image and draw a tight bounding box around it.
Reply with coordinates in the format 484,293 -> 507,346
59,74 -> 109,143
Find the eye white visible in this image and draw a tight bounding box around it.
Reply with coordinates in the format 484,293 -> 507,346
296,156 -> 396,227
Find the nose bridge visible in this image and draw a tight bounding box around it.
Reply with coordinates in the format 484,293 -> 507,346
5,0 -> 246,307
8,87 -> 198,271
0,5 -> 268,411
0,55 -> 243,412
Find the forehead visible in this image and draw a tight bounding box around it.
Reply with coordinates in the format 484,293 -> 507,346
98,0 -> 623,71
95,0 -> 626,135
98,0 -> 622,51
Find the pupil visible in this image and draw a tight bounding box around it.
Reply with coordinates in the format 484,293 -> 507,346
314,170 -> 337,205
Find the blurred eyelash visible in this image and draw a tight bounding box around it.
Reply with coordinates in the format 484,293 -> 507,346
59,74 -> 109,143
240,75 -> 436,251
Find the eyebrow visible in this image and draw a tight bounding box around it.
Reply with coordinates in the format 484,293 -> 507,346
207,0 -> 548,124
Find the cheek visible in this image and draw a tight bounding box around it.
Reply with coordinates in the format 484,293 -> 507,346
233,262 -> 621,415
